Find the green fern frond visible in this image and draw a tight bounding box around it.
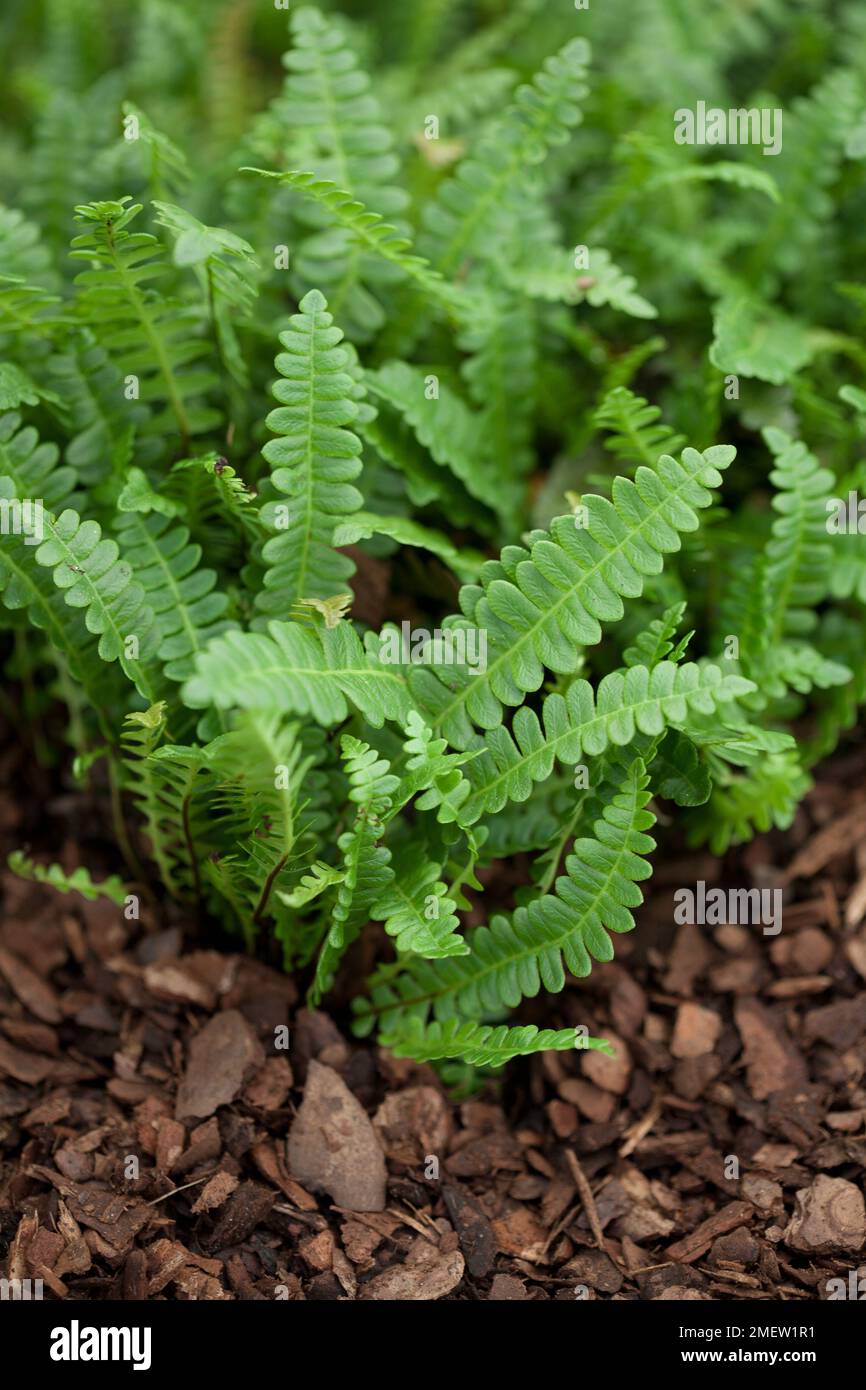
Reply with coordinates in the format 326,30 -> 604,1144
458,662 -> 753,824
309,734 -> 397,1004
332,510 -> 485,583
255,288 -> 364,614
113,508 -> 236,685
32,505 -> 159,698
204,711 -> 318,931
8,850 -> 127,905
244,170 -> 467,321
380,1017 -> 607,1067
46,335 -> 143,486
184,618 -> 411,727
0,486 -> 124,714
762,427 -> 834,638
357,758 -> 656,1036
687,750 -> 812,853
409,443 -> 736,747
122,705 -> 208,897
366,361 -> 502,524
594,386 -> 686,469
622,601 -> 690,667
0,274 -> 64,342
0,411 -> 77,512
121,102 -> 192,201
152,201 -> 259,389
276,860 -> 345,910
71,198 -> 220,450
371,845 -> 468,959
420,38 -> 591,276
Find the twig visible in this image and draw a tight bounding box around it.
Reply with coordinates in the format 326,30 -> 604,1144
565,1148 -> 608,1254
147,1171 -> 217,1206
619,1090 -> 664,1158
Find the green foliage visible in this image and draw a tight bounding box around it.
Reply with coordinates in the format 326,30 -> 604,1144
8,850 -> 127,905
2,0 -> 865,1071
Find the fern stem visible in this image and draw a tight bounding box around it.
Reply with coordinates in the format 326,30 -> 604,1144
251,851 -> 290,927
107,753 -> 148,888
181,792 -> 203,908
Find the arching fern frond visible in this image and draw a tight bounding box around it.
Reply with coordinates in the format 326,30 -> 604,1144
152,201 -> 259,390
380,1018 -> 607,1067
366,361 -> 502,525
356,758 -> 656,1038
8,850 -> 127,906
594,386 -> 686,469
243,170 -> 468,322
70,198 -> 220,451
184,619 -> 411,727
309,734 -> 397,1004
420,37 -> 591,276
408,444 -> 736,747
458,661 -> 753,823
371,845 -> 468,960
123,708 -> 210,899
0,411 -> 77,512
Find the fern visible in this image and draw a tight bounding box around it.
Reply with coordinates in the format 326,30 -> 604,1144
408,444 -> 736,747
458,661 -> 753,823
357,759 -> 656,1037
2,0 -> 863,1076
594,387 -> 686,469
255,288 -> 363,614
381,1018 -> 608,1068
419,38 -> 591,276
371,845 -> 468,960
309,735 -> 397,1004
70,198 -> 220,450
113,506 -> 236,684
31,505 -> 159,698
122,705 -> 208,899
8,850 -> 127,905
184,619 -> 411,728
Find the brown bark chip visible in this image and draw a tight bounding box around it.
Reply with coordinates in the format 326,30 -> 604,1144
175,1009 -> 265,1121
671,1002 -> 722,1058
373,1084 -> 452,1164
0,944 -> 62,1023
361,1236 -> 464,1300
665,1201 -> 756,1264
442,1184 -> 496,1277
204,1182 -> 275,1251
580,1031 -> 631,1094
783,1176 -> 866,1255
734,997 -> 807,1099
288,1059 -> 386,1212
191,1172 -> 239,1214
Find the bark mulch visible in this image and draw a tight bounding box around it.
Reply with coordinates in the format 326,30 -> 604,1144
1,738 -> 865,1301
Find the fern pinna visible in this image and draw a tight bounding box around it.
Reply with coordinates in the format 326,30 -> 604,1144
2,0 -> 865,1073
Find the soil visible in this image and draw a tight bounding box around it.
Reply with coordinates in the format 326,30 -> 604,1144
1,723 -> 865,1303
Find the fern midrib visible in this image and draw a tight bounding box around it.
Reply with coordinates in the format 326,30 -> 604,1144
306,30 -> 353,194
285,301 -> 320,602
766,487 -> 813,646
125,518 -> 208,674
103,224 -> 191,451
237,657 -> 408,691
